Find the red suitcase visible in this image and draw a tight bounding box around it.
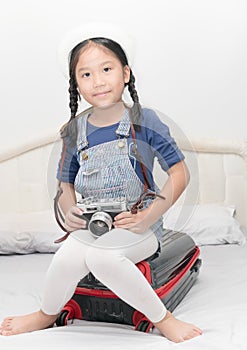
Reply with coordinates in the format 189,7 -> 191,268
56,229 -> 201,333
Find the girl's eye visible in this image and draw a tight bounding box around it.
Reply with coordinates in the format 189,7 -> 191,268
103,67 -> 111,73
82,72 -> 90,78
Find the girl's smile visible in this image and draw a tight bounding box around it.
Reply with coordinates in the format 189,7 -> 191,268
93,90 -> 111,97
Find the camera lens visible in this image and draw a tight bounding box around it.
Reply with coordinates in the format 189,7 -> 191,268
89,212 -> 113,237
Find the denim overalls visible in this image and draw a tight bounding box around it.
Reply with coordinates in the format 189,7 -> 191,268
74,110 -> 163,240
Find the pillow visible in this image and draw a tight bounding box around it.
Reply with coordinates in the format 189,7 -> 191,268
0,210 -> 63,254
163,204 -> 246,246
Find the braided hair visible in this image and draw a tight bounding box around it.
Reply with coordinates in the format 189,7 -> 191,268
61,37 -> 141,144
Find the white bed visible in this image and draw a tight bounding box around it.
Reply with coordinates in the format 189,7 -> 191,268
0,134 -> 247,350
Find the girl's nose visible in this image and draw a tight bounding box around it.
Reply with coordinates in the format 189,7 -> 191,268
93,73 -> 105,88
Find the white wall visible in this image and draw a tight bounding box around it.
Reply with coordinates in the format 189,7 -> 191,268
0,0 -> 246,152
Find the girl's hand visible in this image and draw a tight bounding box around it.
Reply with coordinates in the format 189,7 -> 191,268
113,208 -> 150,233
64,205 -> 87,232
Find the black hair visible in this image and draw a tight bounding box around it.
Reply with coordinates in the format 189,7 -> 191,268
61,37 -> 141,143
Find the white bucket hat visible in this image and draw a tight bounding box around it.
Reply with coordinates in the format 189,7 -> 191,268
57,22 -> 136,79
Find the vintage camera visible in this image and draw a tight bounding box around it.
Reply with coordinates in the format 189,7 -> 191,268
77,197 -> 128,237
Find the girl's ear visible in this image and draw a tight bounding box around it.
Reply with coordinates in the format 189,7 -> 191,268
123,65 -> 131,84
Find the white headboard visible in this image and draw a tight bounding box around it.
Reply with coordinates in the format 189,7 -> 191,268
180,138 -> 247,227
1,135 -> 247,227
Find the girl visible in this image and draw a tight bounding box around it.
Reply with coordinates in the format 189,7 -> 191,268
0,37 -> 202,342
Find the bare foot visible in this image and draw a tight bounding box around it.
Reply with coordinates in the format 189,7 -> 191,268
0,310 -> 58,336
153,311 -> 202,343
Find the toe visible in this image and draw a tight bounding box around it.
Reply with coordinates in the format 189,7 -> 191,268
1,330 -> 13,336
195,327 -> 202,335
1,318 -> 13,326
184,329 -> 201,340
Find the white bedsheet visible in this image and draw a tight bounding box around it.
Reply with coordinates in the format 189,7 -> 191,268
0,243 -> 247,350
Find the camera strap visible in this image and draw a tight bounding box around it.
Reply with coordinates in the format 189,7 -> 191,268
53,122 -> 166,243
129,123 -> 166,213
130,123 -> 150,192
53,138 -> 71,243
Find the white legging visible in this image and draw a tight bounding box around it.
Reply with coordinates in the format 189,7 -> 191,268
41,228 -> 167,323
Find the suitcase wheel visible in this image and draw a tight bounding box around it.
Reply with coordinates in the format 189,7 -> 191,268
136,320 -> 152,333
56,310 -> 69,327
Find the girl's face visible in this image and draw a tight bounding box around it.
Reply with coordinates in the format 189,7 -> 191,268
75,43 -> 130,108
